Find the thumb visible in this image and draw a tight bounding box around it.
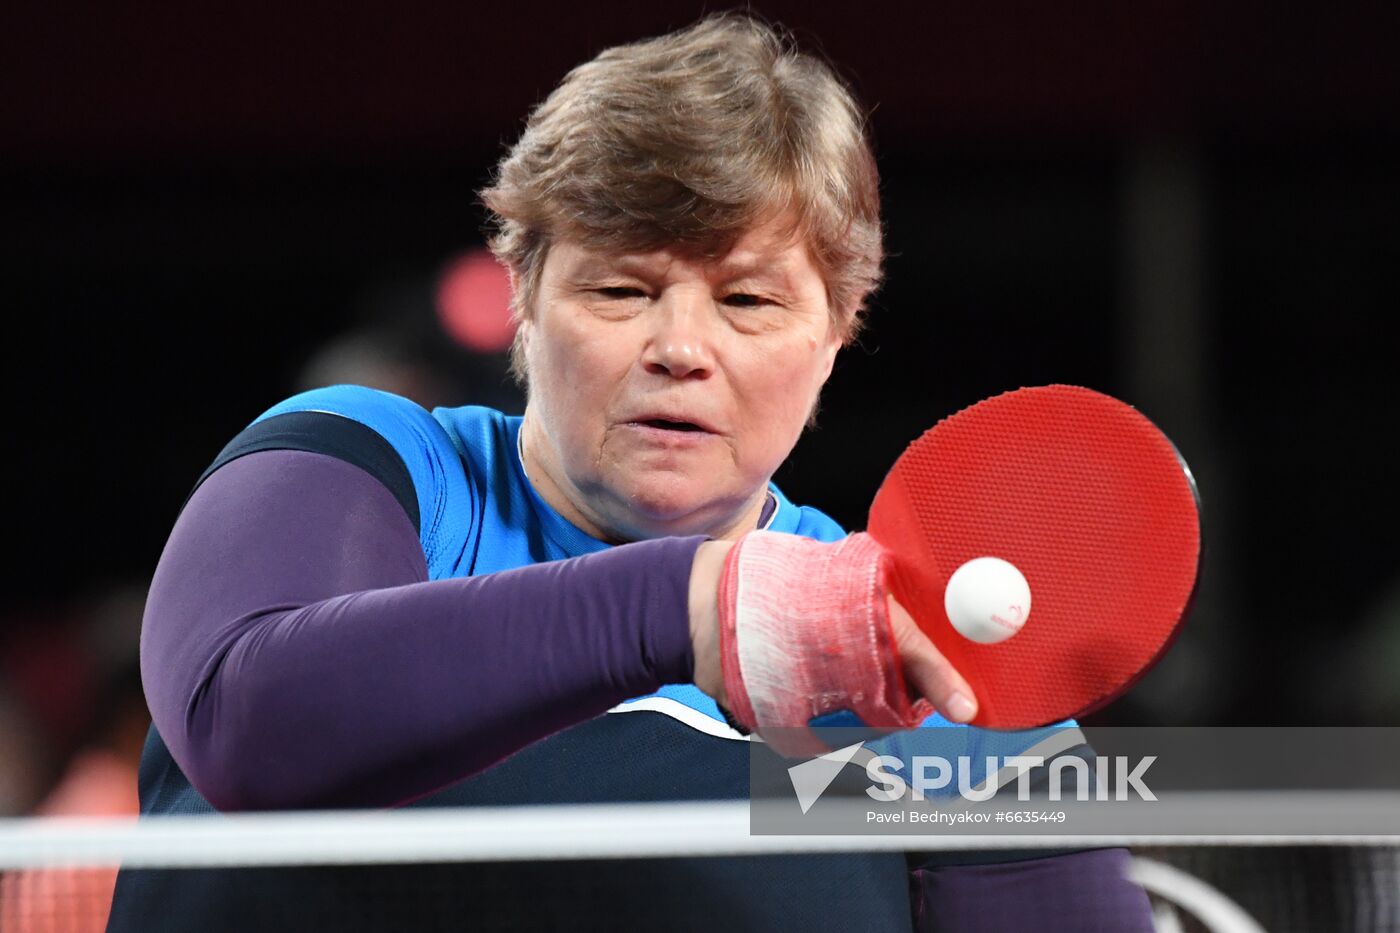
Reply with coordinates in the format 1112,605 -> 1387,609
888,595 -> 979,724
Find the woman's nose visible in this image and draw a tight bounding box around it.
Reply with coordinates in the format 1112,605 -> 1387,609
641,292 -> 717,379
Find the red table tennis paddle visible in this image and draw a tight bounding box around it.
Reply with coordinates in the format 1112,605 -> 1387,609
868,385 -> 1201,729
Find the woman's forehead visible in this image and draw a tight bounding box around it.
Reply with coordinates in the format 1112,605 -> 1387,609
550,220 -> 817,281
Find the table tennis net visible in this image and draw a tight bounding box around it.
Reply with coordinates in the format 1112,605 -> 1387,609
0,801 -> 1396,932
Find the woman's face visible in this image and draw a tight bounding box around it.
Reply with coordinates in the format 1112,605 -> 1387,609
518,216 -> 842,542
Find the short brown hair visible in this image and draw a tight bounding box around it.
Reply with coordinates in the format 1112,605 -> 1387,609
480,13 -> 883,381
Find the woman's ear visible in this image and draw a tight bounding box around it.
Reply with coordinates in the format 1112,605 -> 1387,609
504,265 -> 523,316
817,316 -> 845,384
822,332 -> 841,382
505,264 -> 534,387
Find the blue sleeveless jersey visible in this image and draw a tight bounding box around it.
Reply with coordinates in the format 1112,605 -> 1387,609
109,385 -> 1078,933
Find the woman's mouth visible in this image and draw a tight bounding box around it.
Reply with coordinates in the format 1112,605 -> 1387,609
640,418 -> 706,432
623,417 -> 718,447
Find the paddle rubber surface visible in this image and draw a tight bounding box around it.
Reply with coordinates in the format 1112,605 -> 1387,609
868,385 -> 1201,729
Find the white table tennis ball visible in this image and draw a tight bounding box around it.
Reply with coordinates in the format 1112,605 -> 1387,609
944,557 -> 1031,644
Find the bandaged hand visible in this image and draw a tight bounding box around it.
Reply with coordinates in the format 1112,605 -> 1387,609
689,532 -> 979,757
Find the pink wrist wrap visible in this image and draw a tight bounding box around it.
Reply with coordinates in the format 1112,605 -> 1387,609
716,531 -> 933,757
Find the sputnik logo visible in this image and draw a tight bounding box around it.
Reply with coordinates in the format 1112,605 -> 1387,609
786,742 -> 866,814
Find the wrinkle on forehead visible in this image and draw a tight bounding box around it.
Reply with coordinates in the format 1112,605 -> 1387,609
555,216 -> 814,286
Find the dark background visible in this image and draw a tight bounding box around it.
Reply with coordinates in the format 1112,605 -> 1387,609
3,0 -> 1399,810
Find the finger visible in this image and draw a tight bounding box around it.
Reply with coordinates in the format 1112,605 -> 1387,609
888,596 -> 979,723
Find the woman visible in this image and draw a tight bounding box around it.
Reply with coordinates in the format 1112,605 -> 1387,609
110,15 -> 1153,931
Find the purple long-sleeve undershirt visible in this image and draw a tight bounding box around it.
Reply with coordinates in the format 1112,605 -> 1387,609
140,449 -> 703,812
140,448 -> 1155,928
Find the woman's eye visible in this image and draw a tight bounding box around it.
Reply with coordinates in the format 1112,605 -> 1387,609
595,286 -> 646,299
723,293 -> 771,308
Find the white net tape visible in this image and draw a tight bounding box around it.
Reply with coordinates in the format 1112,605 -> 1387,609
1,795 -> 1398,870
